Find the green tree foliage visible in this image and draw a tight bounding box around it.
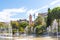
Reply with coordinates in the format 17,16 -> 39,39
11,21 -> 19,29
35,15 -> 45,26
36,25 -> 46,35
11,21 -> 19,35
51,7 -> 60,32
0,22 -> 8,28
51,7 -> 60,19
19,21 -> 28,33
47,7 -> 60,32
46,8 -> 54,27
19,22 -> 28,28
34,15 -> 46,35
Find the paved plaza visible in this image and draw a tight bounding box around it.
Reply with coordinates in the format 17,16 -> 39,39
13,36 -> 57,40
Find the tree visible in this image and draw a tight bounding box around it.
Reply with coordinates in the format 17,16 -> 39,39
19,22 -> 28,28
35,15 -> 45,26
11,21 -> 19,35
51,7 -> 60,32
19,21 -> 28,33
47,7 -> 60,32
46,8 -> 53,27
11,21 -> 19,29
34,15 -> 46,35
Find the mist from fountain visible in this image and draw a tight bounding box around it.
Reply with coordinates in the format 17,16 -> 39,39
52,19 -> 58,33
46,19 -> 58,36
34,27 -> 36,33
8,23 -> 12,37
31,27 -> 33,33
47,26 -> 51,36
24,26 -> 37,37
24,26 -> 29,36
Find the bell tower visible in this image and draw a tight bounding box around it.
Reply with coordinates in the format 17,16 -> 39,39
29,14 -> 32,27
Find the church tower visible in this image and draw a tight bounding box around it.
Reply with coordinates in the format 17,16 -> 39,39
29,14 -> 32,27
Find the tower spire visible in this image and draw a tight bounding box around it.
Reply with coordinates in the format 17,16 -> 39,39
29,14 -> 32,27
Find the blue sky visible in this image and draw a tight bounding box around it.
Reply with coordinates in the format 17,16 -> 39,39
0,0 -> 60,22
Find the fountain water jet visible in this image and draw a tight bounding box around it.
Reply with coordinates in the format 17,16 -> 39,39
47,19 -> 58,36
52,19 -> 58,33
23,26 -> 29,36
34,27 -> 36,33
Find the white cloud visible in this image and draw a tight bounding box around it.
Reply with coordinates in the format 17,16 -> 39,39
27,5 -> 48,15
56,4 -> 60,7
0,0 -> 60,22
3,7 -> 26,13
0,7 -> 27,22
27,9 -> 38,15
26,0 -> 60,21
50,3 -> 60,9
50,0 -> 60,5
27,0 -> 60,15
0,11 -> 9,22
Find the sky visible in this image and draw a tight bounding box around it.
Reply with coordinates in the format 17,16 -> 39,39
0,0 -> 60,22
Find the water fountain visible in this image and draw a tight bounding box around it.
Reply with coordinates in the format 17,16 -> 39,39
31,27 -> 33,33
46,19 -> 58,36
47,26 -> 51,36
0,22 -> 13,40
51,19 -> 58,40
9,23 -> 12,36
34,27 -> 36,33
52,19 -> 58,33
22,26 -> 29,36
47,19 -> 58,36
25,26 -> 28,34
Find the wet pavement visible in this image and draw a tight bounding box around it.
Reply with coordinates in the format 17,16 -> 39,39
0,33 -> 60,40
13,36 -> 57,40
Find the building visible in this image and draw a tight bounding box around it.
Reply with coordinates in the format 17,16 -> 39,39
38,13 -> 47,17
17,19 -> 28,23
29,14 -> 33,27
